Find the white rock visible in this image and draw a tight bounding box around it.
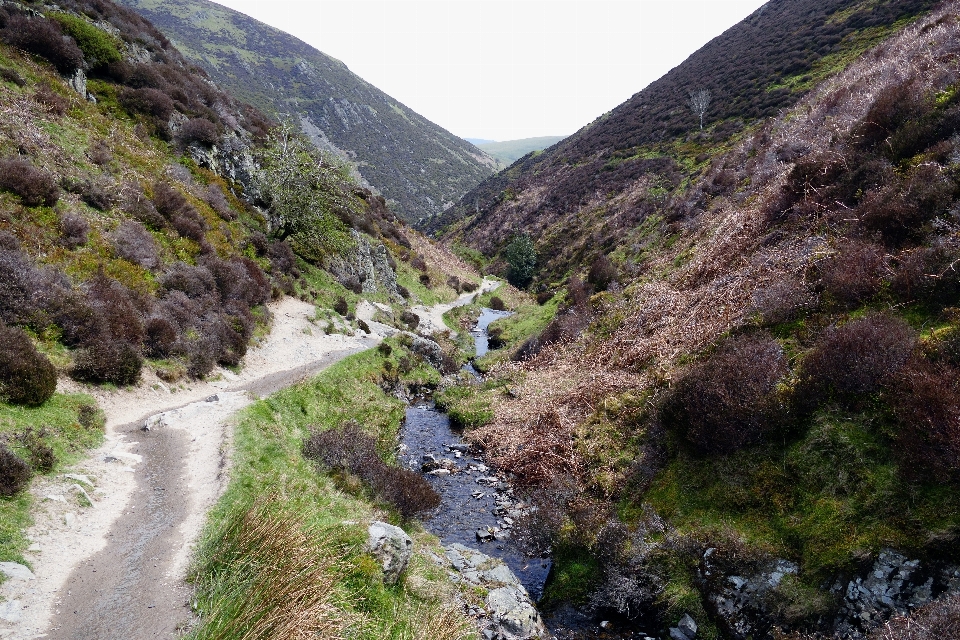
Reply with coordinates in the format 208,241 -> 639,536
44,494 -> 67,503
0,600 -> 22,623
27,543 -> 40,553
71,484 -> 95,506
367,521 -> 413,585
0,562 -> 35,581
64,512 -> 76,528
62,473 -> 93,486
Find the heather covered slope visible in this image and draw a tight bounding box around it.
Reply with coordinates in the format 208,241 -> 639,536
434,0 -> 939,279
435,4 -> 960,637
116,0 -> 499,224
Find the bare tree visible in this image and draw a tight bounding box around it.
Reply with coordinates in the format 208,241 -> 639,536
689,89 -> 712,130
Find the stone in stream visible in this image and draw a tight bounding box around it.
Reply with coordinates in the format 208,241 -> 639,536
444,543 -> 548,639
367,521 -> 413,584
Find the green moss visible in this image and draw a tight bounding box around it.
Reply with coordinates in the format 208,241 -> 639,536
434,384 -> 493,431
49,13 -> 123,67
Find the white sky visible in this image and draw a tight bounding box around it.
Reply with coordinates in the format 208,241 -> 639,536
209,0 -> 768,141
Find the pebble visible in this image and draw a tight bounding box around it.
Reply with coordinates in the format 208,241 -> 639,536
64,512 -> 76,528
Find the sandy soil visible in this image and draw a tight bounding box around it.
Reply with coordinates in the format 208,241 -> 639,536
0,296 -> 381,640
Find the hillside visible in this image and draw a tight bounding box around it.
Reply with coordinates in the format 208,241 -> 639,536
434,0 -> 939,280
115,0 -> 499,224
430,1 -> 960,637
474,135 -> 568,167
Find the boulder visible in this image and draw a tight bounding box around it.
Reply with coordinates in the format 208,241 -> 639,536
367,521 -> 413,584
444,543 -> 547,639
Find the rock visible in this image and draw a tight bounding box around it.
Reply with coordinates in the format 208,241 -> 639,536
670,628 -> 691,640
44,494 -> 67,503
410,335 -> 444,369
328,230 -> 402,300
444,543 -> 547,639
66,68 -> 86,97
0,562 -> 35,581
62,473 -> 92,486
476,528 -> 494,543
428,468 -> 451,477
205,394 -> 220,403
71,484 -> 95,506
27,543 -> 40,552
64,512 -> 76,528
367,521 -> 412,584
0,599 -> 22,623
678,613 -> 698,637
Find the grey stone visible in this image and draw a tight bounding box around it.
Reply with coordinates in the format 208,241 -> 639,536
0,562 -> 35,581
678,613 -> 698,637
62,473 -> 92,486
670,628 -> 691,640
367,521 -> 412,584
0,599 -> 22,623
487,585 -> 546,639
476,528 -> 494,542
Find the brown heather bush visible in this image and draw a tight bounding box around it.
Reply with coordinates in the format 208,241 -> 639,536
87,140 -> 113,166
122,184 -> 166,230
419,273 -> 431,287
891,245 -> 960,306
112,221 -> 159,269
144,317 -> 176,359
489,296 -> 506,311
333,296 -> 348,316
819,240 -> 885,307
303,422 -> 439,519
0,445 -> 31,497
34,84 -> 69,116
588,254 -> 617,292
400,310 -> 419,331
87,275 -> 144,345
661,334 -> 787,455
0,322 -> 56,406
0,157 -> 59,207
461,280 -> 479,293
796,313 -> 915,411
751,278 -> 817,325
204,184 -> 235,221
58,212 -> 89,249
71,339 -> 142,386
397,284 -> 410,299
161,262 -> 217,300
867,593 -> 960,640
0,14 -> 83,74
178,118 -> 218,146
0,66 -> 25,87
268,240 -> 298,277
19,429 -> 56,473
888,359 -> 960,483
119,87 -> 174,121
410,255 -> 428,272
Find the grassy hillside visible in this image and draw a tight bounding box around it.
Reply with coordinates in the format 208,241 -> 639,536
474,136 -> 567,167
433,0 -> 939,282
431,3 -> 960,637
115,0 -> 498,224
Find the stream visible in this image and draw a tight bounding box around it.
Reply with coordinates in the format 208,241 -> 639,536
400,308 -> 654,639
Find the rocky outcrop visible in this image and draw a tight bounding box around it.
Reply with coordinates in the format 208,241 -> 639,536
367,521 -> 413,585
444,543 -> 547,640
187,135 -> 263,203
831,550 -> 960,638
328,230 -> 402,301
410,335 -> 443,369
700,547 -> 960,639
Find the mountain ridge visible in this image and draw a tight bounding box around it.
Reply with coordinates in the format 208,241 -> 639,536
116,0 -> 498,224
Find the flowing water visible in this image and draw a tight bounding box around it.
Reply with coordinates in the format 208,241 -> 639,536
400,308 -> 653,638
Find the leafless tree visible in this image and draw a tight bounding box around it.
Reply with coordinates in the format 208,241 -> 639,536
689,89 -> 712,130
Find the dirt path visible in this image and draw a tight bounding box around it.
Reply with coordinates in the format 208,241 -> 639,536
407,276 -> 501,335
0,297 -> 379,640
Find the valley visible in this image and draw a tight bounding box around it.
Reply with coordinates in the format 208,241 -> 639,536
0,0 -> 959,639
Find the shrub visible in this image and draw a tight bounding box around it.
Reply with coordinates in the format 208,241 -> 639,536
267,240 -> 297,276
77,180 -> 114,211
891,246 -> 960,307
489,296 -> 506,311
59,212 -> 89,249
303,422 -> 439,518
0,322 -> 57,406
377,342 -> 392,357
397,285 -> 410,299
819,240 -> 884,307
751,278 -> 816,325
204,257 -> 271,308
410,256 -> 427,272
50,13 -> 122,68
21,429 -> 56,473
119,87 -> 174,120
87,275 -> 144,344
357,319 -> 371,334
587,254 -> 617,291
867,593 -> 960,639
112,221 -> 159,269
77,403 -> 103,430
144,317 -> 176,358
889,360 -> 960,483
88,140 -> 113,166
34,84 -> 69,116
161,263 -> 217,300
0,445 -> 31,497
122,184 -> 165,230
503,233 -> 537,288
796,313 -> 915,410
662,334 -> 787,454
204,184 -> 235,221
400,310 -> 419,331
461,280 -> 479,293
333,296 -> 348,316
0,157 -> 59,206
1,14 -> 83,74
0,66 -> 25,86
72,339 -> 142,386
178,118 -> 218,146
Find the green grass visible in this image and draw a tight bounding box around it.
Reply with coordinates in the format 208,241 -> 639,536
186,341 -> 472,639
0,393 -> 104,569
475,290 -> 560,370
644,408 -> 960,584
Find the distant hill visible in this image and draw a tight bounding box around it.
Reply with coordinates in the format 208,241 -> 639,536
474,136 -> 568,167
465,138 -> 496,146
116,0 -> 498,223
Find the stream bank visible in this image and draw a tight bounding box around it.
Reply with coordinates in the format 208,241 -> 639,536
402,308 -> 656,639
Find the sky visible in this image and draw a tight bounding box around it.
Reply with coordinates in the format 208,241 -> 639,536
209,0 -> 769,142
